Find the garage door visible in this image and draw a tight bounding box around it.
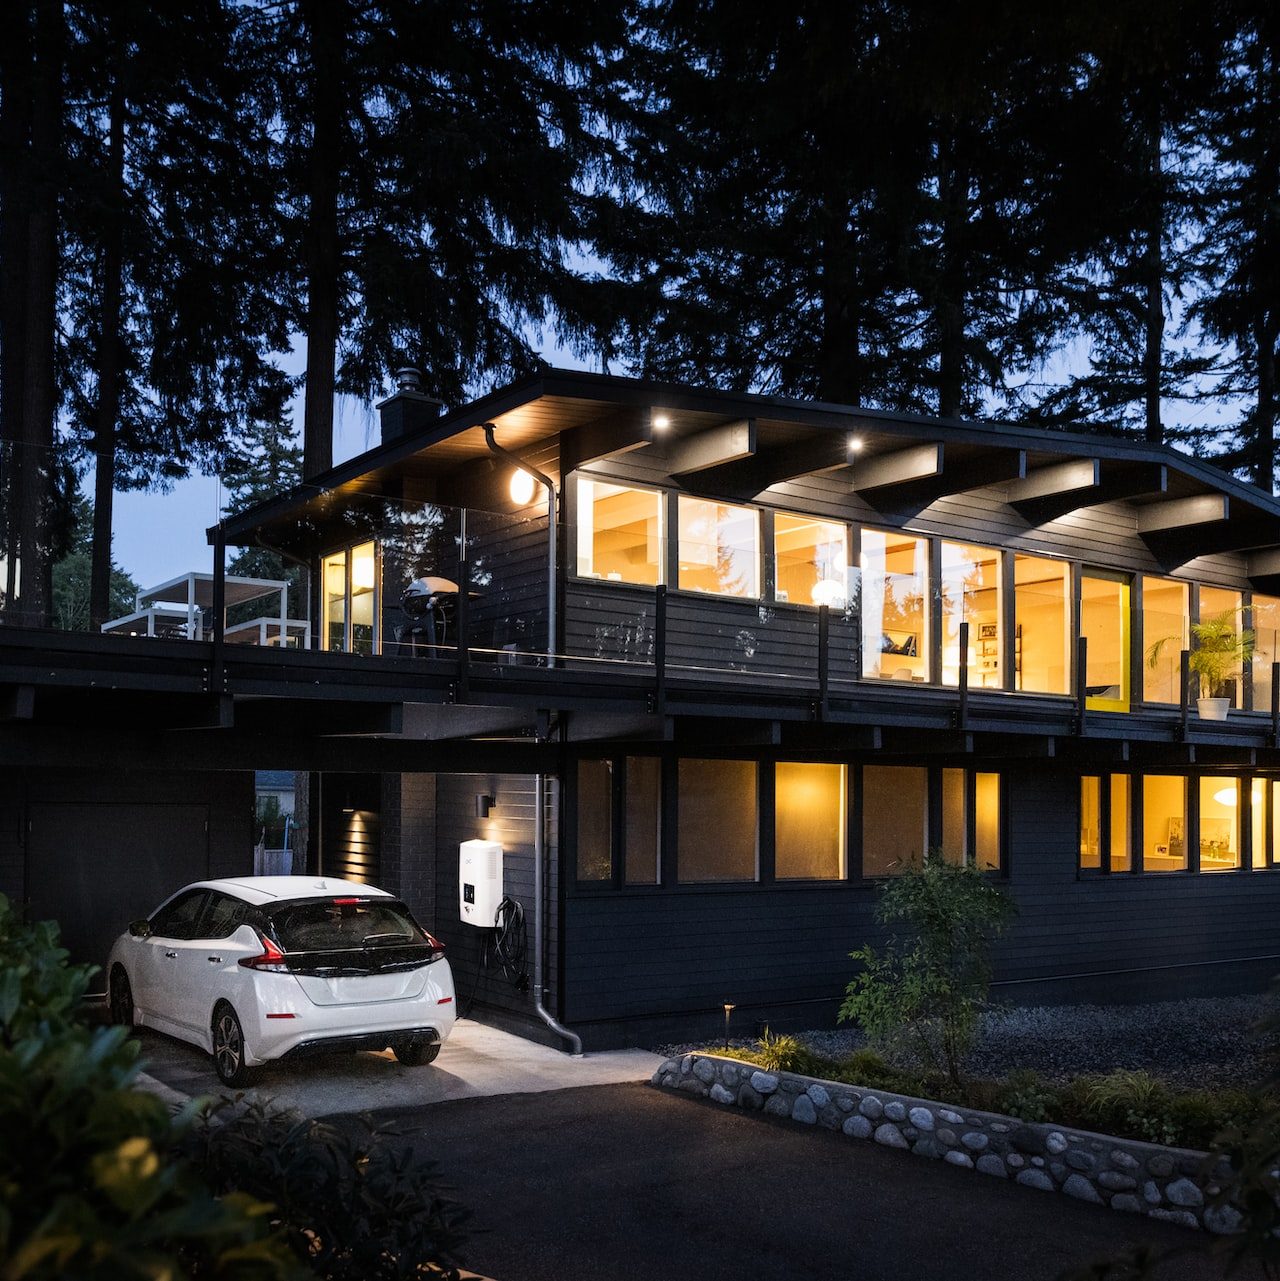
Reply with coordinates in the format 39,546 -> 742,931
26,803 -> 210,987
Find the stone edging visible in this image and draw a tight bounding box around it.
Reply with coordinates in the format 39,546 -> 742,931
652,1053 -> 1240,1234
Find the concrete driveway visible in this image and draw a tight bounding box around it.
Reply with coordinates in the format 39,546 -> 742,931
132,1018 -> 660,1114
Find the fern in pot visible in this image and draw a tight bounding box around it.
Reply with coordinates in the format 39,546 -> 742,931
1150,610 -> 1254,720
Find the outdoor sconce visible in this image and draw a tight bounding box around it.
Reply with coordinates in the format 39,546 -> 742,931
509,468 -> 536,506
341,790 -> 355,814
651,411 -> 671,432
475,793 -> 496,819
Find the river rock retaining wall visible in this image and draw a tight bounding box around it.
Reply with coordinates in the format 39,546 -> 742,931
652,1053 -> 1239,1234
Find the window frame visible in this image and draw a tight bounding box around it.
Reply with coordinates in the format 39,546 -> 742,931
771,511 -> 851,610
674,495 -> 763,600
318,538 -> 382,655
572,476 -> 667,588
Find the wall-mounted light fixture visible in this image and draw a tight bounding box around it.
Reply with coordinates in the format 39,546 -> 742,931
848,435 -> 864,454
651,411 -> 671,432
509,468 -> 536,506
341,790 -> 355,814
475,793 -> 496,819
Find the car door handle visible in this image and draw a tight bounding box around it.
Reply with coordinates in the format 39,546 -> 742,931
164,950 -> 178,959
207,955 -> 222,964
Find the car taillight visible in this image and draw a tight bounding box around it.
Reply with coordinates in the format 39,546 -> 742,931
239,933 -> 289,972
425,932 -> 446,959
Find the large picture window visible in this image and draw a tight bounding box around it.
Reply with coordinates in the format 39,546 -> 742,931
575,479 -> 664,586
678,759 -> 758,881
862,765 -> 927,875
1200,587 -> 1245,707
1199,777 -> 1241,872
1141,578 -> 1188,704
1081,573 -> 1130,712
1080,777 -> 1102,869
775,762 -> 846,879
1014,554 -> 1069,694
677,497 -> 759,598
1253,594 -> 1280,714
774,514 -> 848,607
940,542 -> 1001,688
861,531 -> 929,682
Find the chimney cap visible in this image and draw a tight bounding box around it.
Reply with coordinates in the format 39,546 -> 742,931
395,366 -> 424,393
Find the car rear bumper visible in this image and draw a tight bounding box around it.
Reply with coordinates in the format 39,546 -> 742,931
280,1026 -> 441,1059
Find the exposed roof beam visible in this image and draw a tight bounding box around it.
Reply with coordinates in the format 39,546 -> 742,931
850,442 -> 942,496
1247,548 -> 1280,593
1010,460 -> 1168,525
1008,459 -> 1099,521
850,443 -> 1025,511
559,411 -> 653,474
1136,493 -> 1230,535
657,418 -> 757,480
685,434 -> 851,501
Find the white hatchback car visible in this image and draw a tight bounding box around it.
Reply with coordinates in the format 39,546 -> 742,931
106,875 -> 456,1086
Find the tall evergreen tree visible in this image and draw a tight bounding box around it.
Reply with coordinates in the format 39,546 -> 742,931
1190,3 -> 1280,489
62,0 -> 293,624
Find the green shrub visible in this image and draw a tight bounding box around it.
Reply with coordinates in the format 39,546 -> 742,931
998,1069 -> 1058,1124
190,1100 -> 470,1281
839,852 -> 1017,1085
0,893 -> 302,1280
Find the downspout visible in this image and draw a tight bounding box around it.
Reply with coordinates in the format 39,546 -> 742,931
481,422 -> 581,1055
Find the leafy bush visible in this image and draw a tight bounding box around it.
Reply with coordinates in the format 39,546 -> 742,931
0,893 -> 301,1280
998,1069 -> 1056,1124
839,852 -> 1017,1085
190,1100 -> 470,1281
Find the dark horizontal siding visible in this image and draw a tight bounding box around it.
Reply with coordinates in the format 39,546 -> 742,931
563,763 -> 1280,1044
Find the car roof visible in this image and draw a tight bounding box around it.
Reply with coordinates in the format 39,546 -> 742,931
186,875 -> 394,906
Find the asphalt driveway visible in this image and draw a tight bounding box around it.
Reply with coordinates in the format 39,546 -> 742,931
368,1083 -> 1255,1281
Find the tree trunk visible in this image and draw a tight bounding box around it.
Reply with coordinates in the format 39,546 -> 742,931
301,0 -> 342,480
0,7 -> 33,613
16,0 -> 61,628
1140,95 -> 1165,446
90,40 -> 127,628
817,196 -> 861,405
936,141 -> 969,420
1250,25 -> 1279,492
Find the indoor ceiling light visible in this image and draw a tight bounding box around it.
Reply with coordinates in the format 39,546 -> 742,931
1213,787 -> 1238,808
509,468 -> 536,505
351,558 -> 376,591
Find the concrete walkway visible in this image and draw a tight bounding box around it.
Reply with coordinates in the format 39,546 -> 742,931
134,1019 -> 661,1116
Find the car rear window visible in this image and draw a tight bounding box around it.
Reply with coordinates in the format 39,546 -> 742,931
269,898 -> 427,953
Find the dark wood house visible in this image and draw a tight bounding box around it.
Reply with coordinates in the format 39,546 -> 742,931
6,367 -> 1280,1050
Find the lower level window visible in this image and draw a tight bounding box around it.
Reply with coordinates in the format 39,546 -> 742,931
775,762 -> 846,879
862,765 -> 927,876
1143,775 -> 1187,872
678,759 -> 758,881
576,760 -> 613,882
625,757 -> 661,885
1199,777 -> 1241,872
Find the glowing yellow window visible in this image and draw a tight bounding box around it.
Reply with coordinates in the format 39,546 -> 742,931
677,497 -> 759,598
322,551 -> 347,652
576,479 -> 664,586
1082,574 -> 1130,712
774,514 -> 848,607
775,762 -> 846,879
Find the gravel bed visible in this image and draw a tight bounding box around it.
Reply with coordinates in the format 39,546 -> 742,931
658,993 -> 1279,1090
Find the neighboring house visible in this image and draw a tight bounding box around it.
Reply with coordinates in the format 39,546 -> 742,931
5,367 -> 1280,1048
255,770 -> 296,820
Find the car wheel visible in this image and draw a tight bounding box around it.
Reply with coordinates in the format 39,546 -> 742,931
212,1002 -> 257,1087
109,967 -> 134,1027
393,1038 -> 441,1066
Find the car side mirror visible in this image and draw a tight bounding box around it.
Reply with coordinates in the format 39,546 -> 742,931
129,919 -> 151,939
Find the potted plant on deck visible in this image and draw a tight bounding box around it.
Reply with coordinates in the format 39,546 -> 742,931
1147,609 -> 1254,720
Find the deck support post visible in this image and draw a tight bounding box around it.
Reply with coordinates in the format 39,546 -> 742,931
456,521 -> 471,704
1075,636 -> 1088,735
1179,648 -> 1191,742
1271,661 -> 1279,748
955,620 -> 969,730
211,522 -> 226,695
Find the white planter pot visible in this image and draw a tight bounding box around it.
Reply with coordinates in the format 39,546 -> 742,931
1197,697 -> 1230,721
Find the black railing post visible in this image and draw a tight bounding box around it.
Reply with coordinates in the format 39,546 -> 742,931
211,521 -> 226,696
816,604 -> 830,720
1075,635 -> 1088,735
853,610 -> 862,680
456,542 -> 471,703
1179,648 -> 1191,741
956,620 -> 969,730
1270,661 -> 1279,748
652,584 -> 667,714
